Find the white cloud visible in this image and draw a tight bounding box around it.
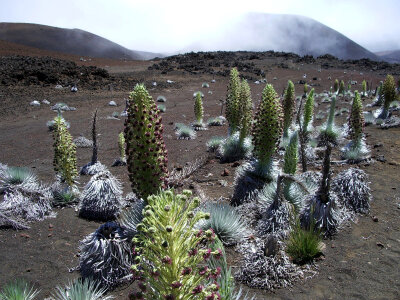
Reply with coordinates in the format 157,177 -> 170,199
0,0 -> 399,52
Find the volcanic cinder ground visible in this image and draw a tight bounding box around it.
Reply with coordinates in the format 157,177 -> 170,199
0,46 -> 399,299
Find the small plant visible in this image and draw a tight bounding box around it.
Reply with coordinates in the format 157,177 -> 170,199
193,91 -> 204,98
53,189 -> 77,206
225,68 -> 241,134
52,278 -> 113,300
111,111 -> 119,118
73,136 -> 93,148
362,79 -> 367,97
124,84 -> 168,199
339,80 -> 345,96
0,166 -> 38,193
130,190 -> 221,300
286,219 -> 321,264
156,95 -> 167,102
207,116 -> 226,126
52,114 -> 78,187
282,80 -> 295,139
0,279 -> 39,300
217,132 -> 252,163
176,124 -> 196,140
202,82 -> 210,88
197,202 -> 248,246
333,79 -> 339,93
157,104 -> 166,112
47,117 -> 70,131
206,136 -> 225,152
79,222 -> 133,290
78,171 -> 123,221
251,83 -> 283,179
303,83 -> 308,96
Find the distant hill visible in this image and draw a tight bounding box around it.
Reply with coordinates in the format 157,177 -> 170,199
183,13 -> 381,61
375,50 -> 400,64
0,23 -> 162,60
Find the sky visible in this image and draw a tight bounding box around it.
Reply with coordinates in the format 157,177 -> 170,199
1,0 -> 399,53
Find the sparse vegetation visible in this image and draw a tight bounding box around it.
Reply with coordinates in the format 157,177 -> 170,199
0,279 -> 39,300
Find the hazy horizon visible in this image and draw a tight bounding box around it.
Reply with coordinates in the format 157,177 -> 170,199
1,0 -> 399,54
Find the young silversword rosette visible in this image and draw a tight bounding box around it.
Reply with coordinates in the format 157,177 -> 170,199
124,84 -> 168,199
130,190 -> 222,300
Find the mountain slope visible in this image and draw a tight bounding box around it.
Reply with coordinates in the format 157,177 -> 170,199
185,13 -> 380,61
375,50 -> 400,63
0,23 -> 161,60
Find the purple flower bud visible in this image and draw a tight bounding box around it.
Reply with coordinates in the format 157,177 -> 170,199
181,267 -> 192,275
171,281 -> 182,289
192,285 -> 203,295
161,255 -> 172,265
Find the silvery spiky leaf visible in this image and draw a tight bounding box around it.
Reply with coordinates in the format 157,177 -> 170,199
47,118 -> 70,131
0,166 -> 39,194
78,171 -> 123,221
191,120 -> 207,131
53,278 -> 114,300
256,200 -> 293,240
206,136 -> 225,152
0,278 -> 40,300
235,237 -> 305,290
79,222 -> 133,290
217,132 -> 253,163
118,199 -> 145,239
196,202 -> 249,246
73,136 -> 93,148
80,162 -> 108,176
207,116 -> 226,126
332,168 -> 371,214
300,193 -> 341,237
0,187 -> 54,229
341,139 -> 370,162
156,95 -> 167,102
111,158 -> 127,167
231,159 -> 278,206
175,124 -> 196,140
51,102 -> 75,111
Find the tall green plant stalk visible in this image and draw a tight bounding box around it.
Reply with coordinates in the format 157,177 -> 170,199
282,80 -> 295,139
238,79 -> 252,145
326,95 -> 337,131
124,84 -> 168,199
349,91 -> 364,146
52,115 -> 78,186
283,132 -> 299,206
302,88 -> 315,134
339,80 -> 345,96
379,74 -> 397,119
334,79 -> 339,93
131,190 -> 221,300
225,68 -> 241,134
118,132 -> 126,161
252,84 -> 283,175
194,92 -> 204,124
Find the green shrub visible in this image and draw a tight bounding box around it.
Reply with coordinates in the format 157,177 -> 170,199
124,84 -> 168,199
286,219 -> 321,264
131,190 -> 221,299
176,124 -> 196,140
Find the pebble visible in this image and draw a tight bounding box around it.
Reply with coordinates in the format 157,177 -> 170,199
221,168 -> 230,176
20,233 -> 30,238
372,216 -> 379,222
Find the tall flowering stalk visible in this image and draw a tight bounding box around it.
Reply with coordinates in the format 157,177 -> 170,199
124,84 -> 168,199
52,115 -> 78,186
379,74 -> 397,119
238,79 -> 253,145
252,84 -> 283,176
349,91 -> 364,145
130,190 -> 222,300
118,132 -> 126,162
282,80 -> 295,139
225,68 -> 241,134
193,92 -> 204,128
